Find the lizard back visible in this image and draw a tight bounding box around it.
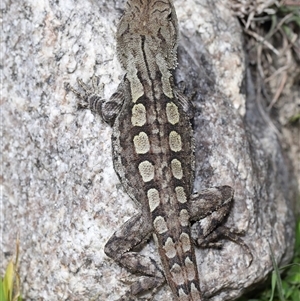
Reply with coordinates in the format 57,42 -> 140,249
111,1 -> 202,300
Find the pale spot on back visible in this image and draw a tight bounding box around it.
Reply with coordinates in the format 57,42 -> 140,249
170,263 -> 184,285
153,233 -> 159,246
138,161 -> 154,182
190,283 -> 202,300
180,233 -> 191,252
131,103 -> 146,126
171,159 -> 183,179
169,131 -> 182,152
166,102 -> 179,125
178,288 -> 189,301
133,132 -> 150,154
184,257 -> 196,281
175,186 -> 187,203
153,216 -> 168,234
156,53 -> 174,99
163,237 -> 176,258
127,54 -> 145,103
179,209 -> 189,227
147,188 -> 160,212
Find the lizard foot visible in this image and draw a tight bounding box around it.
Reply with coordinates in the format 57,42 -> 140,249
193,225 -> 253,266
66,75 -> 104,111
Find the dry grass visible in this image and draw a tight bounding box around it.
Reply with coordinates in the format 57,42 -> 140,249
232,1 -> 299,111
231,1 -> 300,300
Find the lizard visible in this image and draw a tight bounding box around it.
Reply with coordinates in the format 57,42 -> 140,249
67,0 -> 252,300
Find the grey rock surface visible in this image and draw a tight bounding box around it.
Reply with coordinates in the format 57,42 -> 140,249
1,0 -> 296,300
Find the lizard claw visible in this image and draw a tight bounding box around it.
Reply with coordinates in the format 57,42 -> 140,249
66,75 -> 104,113
193,225 -> 253,266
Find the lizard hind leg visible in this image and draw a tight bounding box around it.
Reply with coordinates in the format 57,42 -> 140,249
192,216 -> 253,266
104,213 -> 165,300
188,186 -> 253,265
120,256 -> 165,300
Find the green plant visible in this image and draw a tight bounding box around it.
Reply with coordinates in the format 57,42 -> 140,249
0,240 -> 22,301
238,218 -> 300,301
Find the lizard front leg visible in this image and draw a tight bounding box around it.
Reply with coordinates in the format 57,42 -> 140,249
66,75 -> 125,125
104,212 -> 165,300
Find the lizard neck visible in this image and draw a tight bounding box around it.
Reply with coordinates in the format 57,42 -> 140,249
116,0 -> 178,102
121,34 -> 175,103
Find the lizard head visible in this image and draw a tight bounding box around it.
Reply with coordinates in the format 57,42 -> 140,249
117,0 -> 179,71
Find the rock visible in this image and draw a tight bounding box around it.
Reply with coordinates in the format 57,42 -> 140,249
1,0 -> 296,300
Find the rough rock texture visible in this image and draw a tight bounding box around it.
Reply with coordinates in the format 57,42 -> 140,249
1,0 -> 297,300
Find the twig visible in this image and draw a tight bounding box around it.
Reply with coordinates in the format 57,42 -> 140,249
282,0 -> 300,6
244,28 -> 280,55
267,72 -> 287,110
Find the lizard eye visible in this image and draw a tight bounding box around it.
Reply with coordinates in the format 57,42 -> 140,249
167,12 -> 172,21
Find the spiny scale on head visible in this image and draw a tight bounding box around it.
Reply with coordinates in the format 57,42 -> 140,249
117,0 -> 179,71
